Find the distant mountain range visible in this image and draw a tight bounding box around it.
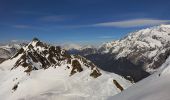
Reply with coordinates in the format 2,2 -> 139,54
68,25 -> 170,82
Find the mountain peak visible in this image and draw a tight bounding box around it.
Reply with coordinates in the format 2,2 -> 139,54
32,37 -> 40,42
10,39 -> 103,79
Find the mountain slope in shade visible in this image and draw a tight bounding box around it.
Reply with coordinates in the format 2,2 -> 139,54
108,55 -> 170,100
0,38 -> 132,100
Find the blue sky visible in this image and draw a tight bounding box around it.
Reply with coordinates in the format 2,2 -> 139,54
1,0 -> 170,45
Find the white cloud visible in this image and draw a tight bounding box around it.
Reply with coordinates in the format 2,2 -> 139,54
93,18 -> 170,28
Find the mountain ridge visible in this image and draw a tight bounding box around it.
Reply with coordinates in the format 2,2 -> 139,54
0,38 -> 132,100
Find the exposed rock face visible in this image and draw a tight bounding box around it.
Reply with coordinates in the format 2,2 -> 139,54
113,80 -> 124,91
11,38 -> 102,78
71,60 -> 83,75
90,69 -> 102,78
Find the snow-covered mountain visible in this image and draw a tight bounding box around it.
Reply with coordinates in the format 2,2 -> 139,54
71,25 -> 170,82
0,43 -> 22,63
0,38 -> 131,100
100,24 -> 170,72
108,55 -> 170,100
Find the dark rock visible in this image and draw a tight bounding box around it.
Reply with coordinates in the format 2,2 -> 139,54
113,80 -> 124,91
90,69 -> 102,78
12,83 -> 19,91
70,60 -> 83,75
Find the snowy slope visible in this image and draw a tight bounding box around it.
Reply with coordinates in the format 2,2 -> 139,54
100,25 -> 170,73
100,25 -> 170,71
107,56 -> 170,100
0,38 -> 132,100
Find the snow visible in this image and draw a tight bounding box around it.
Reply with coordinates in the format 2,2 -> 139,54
101,24 -> 170,57
107,56 -> 170,100
98,24 -> 170,73
0,39 -> 132,100
0,54 -> 22,70
147,49 -> 158,58
0,44 -> 21,60
0,65 -> 131,100
31,41 -> 38,47
0,49 -> 10,59
160,24 -> 170,28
